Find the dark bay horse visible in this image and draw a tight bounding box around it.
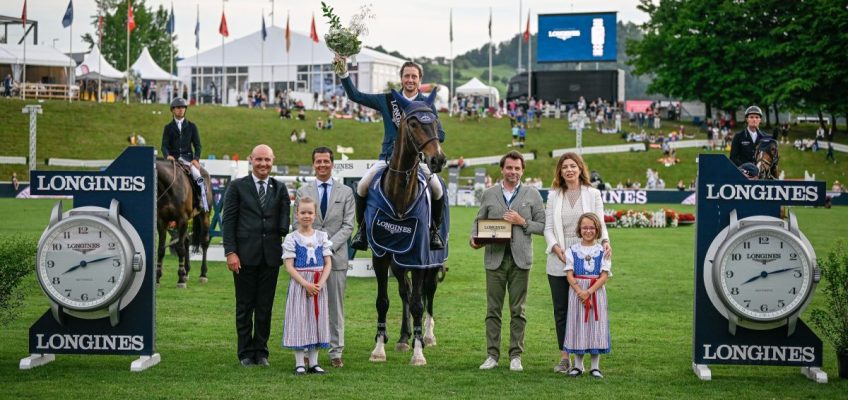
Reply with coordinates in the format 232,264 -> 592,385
755,138 -> 779,180
367,90 -> 447,366
155,160 -> 212,288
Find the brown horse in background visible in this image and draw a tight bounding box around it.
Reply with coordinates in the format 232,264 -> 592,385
755,138 -> 780,180
155,160 -> 212,288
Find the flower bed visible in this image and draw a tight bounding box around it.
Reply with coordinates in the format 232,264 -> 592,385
605,208 -> 695,228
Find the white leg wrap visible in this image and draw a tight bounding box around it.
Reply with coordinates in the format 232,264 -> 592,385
357,161 -> 387,197
419,164 -> 443,199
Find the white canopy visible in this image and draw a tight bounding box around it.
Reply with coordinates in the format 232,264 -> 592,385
456,77 -> 500,103
75,46 -> 124,81
131,47 -> 177,81
0,44 -> 75,67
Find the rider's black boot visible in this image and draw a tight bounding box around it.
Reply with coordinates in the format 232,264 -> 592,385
350,193 -> 369,251
429,195 -> 445,250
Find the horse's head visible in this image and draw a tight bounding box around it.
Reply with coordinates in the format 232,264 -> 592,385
755,138 -> 779,180
391,89 -> 447,174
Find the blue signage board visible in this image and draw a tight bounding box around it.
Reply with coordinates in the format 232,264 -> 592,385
537,12 -> 617,63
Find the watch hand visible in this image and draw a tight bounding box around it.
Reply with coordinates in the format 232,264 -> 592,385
766,267 -> 796,275
61,256 -> 114,275
741,267 -> 798,285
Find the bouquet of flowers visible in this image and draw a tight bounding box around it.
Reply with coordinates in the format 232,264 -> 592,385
321,2 -> 375,75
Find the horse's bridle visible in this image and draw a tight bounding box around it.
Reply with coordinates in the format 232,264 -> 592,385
387,105 -> 440,180
756,141 -> 779,178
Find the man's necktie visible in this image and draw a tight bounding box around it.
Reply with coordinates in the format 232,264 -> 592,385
320,182 -> 329,217
258,180 -> 267,209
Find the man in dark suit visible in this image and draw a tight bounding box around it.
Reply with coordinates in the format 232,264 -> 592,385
730,106 -> 771,167
295,147 -> 355,368
161,97 -> 209,212
222,144 -> 291,367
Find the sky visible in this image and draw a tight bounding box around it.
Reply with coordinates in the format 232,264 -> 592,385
2,0 -> 649,59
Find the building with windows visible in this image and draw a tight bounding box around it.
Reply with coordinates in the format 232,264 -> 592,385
177,26 -> 405,106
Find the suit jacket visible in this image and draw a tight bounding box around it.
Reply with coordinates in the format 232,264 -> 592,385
222,175 -> 291,267
471,183 -> 545,270
295,178 -> 355,271
161,118 -> 201,161
543,185 -> 610,276
730,128 -> 770,166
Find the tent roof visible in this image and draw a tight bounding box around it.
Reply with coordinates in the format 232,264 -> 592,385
178,26 -> 405,68
75,46 -> 124,81
457,77 -> 492,92
0,44 -> 76,67
131,47 -> 177,81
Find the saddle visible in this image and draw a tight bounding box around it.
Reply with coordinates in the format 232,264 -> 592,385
172,161 -> 207,213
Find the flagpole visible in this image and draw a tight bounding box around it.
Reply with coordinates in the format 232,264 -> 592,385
69,17 -> 73,103
286,11 -> 290,94
518,0 -> 522,73
488,7 -> 492,93
195,3 -> 199,104
269,0 -> 275,101
169,2 -> 173,103
527,9 -> 532,101
98,12 -> 102,103
22,24 -> 27,100
261,9 -> 265,102
449,8 -> 453,116
126,2 -> 131,105
221,0 -> 227,106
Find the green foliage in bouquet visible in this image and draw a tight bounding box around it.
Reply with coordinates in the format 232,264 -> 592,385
321,2 -> 374,75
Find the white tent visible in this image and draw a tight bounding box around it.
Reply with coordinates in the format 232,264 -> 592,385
0,44 -> 76,83
131,47 -> 176,81
75,46 -> 124,81
456,77 -> 500,105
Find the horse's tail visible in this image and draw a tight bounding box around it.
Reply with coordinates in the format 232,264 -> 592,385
190,213 -> 204,254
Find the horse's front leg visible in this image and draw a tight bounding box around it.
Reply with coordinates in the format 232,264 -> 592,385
370,256 -> 390,362
176,222 -> 189,288
423,266 -> 440,347
156,224 -> 166,285
394,265 -> 412,352
409,269 -> 427,366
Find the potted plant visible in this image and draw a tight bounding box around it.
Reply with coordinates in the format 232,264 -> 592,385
810,242 -> 848,379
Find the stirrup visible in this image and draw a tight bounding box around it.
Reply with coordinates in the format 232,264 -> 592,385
351,227 -> 368,251
429,228 -> 445,250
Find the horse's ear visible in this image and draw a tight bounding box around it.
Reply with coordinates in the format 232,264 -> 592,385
425,87 -> 438,106
391,89 -> 412,110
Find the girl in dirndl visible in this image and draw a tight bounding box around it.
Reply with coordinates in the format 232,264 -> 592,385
564,212 -> 611,379
282,197 -> 332,375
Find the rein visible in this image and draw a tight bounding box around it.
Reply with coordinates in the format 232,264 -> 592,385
157,160 -> 179,202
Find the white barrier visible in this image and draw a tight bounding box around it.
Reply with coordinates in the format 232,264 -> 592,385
46,158 -> 112,168
192,245 -> 375,278
0,156 -> 26,165
459,152 -> 536,167
552,143 -> 645,157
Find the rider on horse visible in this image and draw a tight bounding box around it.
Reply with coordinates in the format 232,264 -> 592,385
730,105 -> 772,167
335,56 -> 447,251
161,97 -> 209,212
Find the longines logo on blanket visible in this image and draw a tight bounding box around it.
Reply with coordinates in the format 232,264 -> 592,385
376,220 -> 413,235
702,344 -> 814,362
35,334 -> 144,351
36,175 -> 146,192
705,184 -> 818,202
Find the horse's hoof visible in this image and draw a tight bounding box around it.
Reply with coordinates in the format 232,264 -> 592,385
369,352 -> 386,362
199,277 -> 208,284
424,336 -> 437,347
176,282 -> 187,289
410,356 -> 427,366
395,342 -> 410,352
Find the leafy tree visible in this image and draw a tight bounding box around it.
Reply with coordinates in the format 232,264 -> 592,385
81,0 -> 176,75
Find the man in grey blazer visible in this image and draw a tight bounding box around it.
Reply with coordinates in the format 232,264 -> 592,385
470,151 -> 545,372
295,147 -> 355,368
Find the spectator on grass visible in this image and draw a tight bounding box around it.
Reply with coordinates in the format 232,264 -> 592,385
543,152 -> 611,374
12,172 -> 19,191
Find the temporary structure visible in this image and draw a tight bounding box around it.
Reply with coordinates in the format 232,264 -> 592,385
75,46 -> 124,81
131,47 -> 176,81
455,77 -> 499,105
0,44 -> 76,84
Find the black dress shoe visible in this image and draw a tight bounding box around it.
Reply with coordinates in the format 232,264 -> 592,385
240,358 -> 255,367
256,357 -> 270,367
307,365 -> 326,374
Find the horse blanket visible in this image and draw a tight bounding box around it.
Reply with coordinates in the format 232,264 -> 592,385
364,169 -> 449,268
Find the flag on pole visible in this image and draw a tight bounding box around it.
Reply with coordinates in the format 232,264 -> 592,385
285,13 -> 291,53
127,1 -> 136,32
219,11 -> 229,37
194,8 -> 200,49
261,15 -> 267,41
98,14 -> 104,43
166,4 -> 175,35
523,13 -> 530,43
62,0 -> 74,28
488,8 -> 492,39
309,14 -> 319,43
21,0 -> 27,27
449,9 -> 453,42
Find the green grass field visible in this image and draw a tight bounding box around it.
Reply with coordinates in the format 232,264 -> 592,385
2,99 -> 845,191
0,199 -> 846,399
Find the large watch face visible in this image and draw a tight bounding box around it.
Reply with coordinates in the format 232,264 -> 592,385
37,217 -> 131,311
715,227 -> 812,322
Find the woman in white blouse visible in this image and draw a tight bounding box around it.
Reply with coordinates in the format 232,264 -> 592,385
543,152 -> 612,373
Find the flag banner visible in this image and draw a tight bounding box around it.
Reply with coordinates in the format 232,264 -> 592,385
166,4 -> 175,35
98,14 -> 104,43
194,9 -> 200,49
488,8 -> 492,39
309,15 -> 319,43
261,15 -> 267,41
285,14 -> 291,52
219,11 -> 229,37
523,13 -> 530,43
21,0 -> 27,27
62,0 -> 74,28
128,1 -> 136,32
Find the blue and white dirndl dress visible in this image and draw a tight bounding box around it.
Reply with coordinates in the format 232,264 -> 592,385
281,230 -> 333,350
563,243 -> 612,355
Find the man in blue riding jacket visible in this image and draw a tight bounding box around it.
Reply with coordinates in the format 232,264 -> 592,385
335,56 -> 447,250
162,97 -> 209,212
730,105 -> 771,167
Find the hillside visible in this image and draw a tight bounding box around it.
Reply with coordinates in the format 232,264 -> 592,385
1,99 -> 845,188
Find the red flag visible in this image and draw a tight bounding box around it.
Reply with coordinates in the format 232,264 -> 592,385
21,0 -> 27,27
98,14 -> 104,43
285,14 -> 291,53
523,13 -> 530,43
127,1 -> 136,32
219,11 -> 229,37
309,14 -> 319,43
